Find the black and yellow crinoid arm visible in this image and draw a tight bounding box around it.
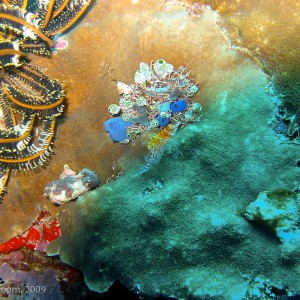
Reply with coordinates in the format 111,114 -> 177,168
2,0 -> 28,9
19,40 -> 52,56
0,115 -> 35,153
0,3 -> 26,35
0,3 -> 54,48
0,117 -> 56,170
52,0 -> 70,19
0,63 -> 65,118
0,165 -> 10,198
0,0 -> 94,199
0,40 -> 27,67
0,99 -> 17,129
28,0 -> 70,23
42,0 -> 94,37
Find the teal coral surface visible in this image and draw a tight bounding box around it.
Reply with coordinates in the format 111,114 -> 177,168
49,52 -> 300,298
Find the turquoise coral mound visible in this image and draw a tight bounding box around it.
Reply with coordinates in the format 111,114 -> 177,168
49,56 -> 300,298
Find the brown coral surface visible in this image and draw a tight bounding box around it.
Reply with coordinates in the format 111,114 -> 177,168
189,0 -> 300,70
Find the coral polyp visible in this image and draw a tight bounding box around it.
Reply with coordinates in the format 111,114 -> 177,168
0,0 -> 94,198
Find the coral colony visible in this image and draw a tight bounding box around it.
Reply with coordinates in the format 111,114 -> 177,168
104,59 -> 203,173
0,0 -> 94,199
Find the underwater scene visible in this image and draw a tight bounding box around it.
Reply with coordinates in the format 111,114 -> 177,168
0,0 -> 300,299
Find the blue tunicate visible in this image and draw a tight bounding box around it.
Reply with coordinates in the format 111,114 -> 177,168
170,100 -> 188,113
155,115 -> 170,127
104,117 -> 133,142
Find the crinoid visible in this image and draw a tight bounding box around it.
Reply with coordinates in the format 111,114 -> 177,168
0,0 -> 94,198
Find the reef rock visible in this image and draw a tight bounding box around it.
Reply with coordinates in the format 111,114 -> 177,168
243,189 -> 300,258
0,248 -> 99,299
44,165 -> 100,205
244,275 -> 297,299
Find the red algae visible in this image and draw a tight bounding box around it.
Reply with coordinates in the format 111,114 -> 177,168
0,209 -> 60,254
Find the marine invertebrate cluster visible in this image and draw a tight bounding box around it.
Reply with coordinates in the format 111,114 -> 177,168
0,0 -> 93,198
44,164 -> 100,205
105,59 -> 202,142
104,59 -> 202,172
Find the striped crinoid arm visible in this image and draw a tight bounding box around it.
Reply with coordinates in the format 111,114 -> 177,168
0,111 -> 35,153
2,0 -> 29,9
42,0 -> 94,37
0,8 -> 51,55
0,40 -> 27,68
0,165 -> 10,199
0,3 -> 54,47
0,26 -> 26,54
0,0 -> 94,52
0,102 -> 17,130
27,0 -> 70,21
52,0 -> 70,18
0,117 -> 56,171
0,3 -> 26,35
0,63 -> 65,118
19,40 -> 51,56
27,0 -> 56,30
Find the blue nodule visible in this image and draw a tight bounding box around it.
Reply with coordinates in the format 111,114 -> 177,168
104,117 -> 132,142
155,115 -> 170,127
170,99 -> 188,113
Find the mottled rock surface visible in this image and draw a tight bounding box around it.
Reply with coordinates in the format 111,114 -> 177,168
44,165 -> 100,205
244,189 -> 300,258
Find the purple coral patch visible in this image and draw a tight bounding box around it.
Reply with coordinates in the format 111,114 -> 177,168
53,38 -> 69,50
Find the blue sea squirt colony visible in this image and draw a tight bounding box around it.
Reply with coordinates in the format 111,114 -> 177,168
0,0 -> 94,198
104,59 -> 203,173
